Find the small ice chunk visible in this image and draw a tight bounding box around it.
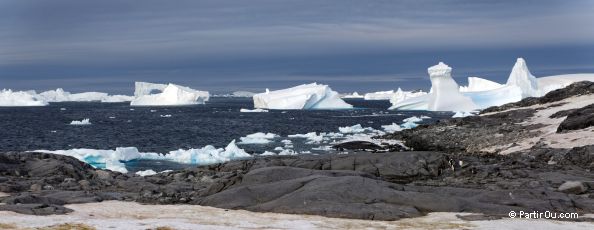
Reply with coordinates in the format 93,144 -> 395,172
338,124 -> 372,134
70,118 -> 91,125
240,108 -> 269,113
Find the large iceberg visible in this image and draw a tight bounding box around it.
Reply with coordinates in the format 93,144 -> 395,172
0,88 -> 132,106
426,62 -> 477,111
130,82 -> 209,106
506,58 -> 539,98
389,88 -> 428,105
0,89 -> 48,106
391,58 -> 593,111
35,88 -> 133,103
252,83 -> 353,110
341,92 -> 364,99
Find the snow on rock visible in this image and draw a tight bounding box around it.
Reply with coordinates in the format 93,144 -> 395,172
70,118 -> 91,125
135,169 -> 157,177
341,92 -> 364,98
34,140 -> 251,173
130,82 -> 209,106
238,132 -> 279,144
459,77 -> 504,92
0,89 -> 48,106
240,108 -> 269,113
364,90 -> 395,100
252,83 -> 353,110
506,58 -> 540,98
338,124 -> 373,134
427,62 -> 477,112
452,111 -> 477,118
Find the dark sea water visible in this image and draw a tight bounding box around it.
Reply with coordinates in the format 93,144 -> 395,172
0,97 -> 452,155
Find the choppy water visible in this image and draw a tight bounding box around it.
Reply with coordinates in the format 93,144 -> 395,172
0,98 -> 453,171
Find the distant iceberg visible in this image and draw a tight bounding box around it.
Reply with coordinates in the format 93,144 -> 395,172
252,83 -> 353,110
364,90 -> 395,100
341,92 -> 364,99
390,58 -> 594,111
36,88 -> 133,103
70,118 -> 91,125
130,82 -> 209,106
0,89 -> 48,106
0,88 -> 132,106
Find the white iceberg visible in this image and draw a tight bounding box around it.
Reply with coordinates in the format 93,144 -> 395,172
0,89 -> 48,106
364,90 -> 395,100
36,88 -> 133,103
252,83 -> 353,110
506,58 -> 539,98
427,62 -> 477,111
452,111 -> 476,118
240,108 -> 269,113
35,140 -> 251,173
389,88 -> 428,105
459,77 -> 504,92
390,58 -> 593,111
238,132 -> 279,144
341,92 -> 364,99
130,82 -> 209,106
70,118 -> 92,125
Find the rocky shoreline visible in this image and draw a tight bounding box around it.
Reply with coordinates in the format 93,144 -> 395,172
1,82 -> 593,222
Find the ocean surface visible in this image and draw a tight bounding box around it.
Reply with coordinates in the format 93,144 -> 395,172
0,98 -> 453,171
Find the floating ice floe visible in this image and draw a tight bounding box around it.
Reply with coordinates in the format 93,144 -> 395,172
238,132 -> 279,144
34,140 -> 251,173
160,114 -> 172,118
288,132 -> 326,144
390,58 -> 594,111
252,83 -> 353,110
70,118 -> 91,125
338,124 -> 373,134
130,82 -> 209,106
381,115 -> 431,133
240,108 -> 269,113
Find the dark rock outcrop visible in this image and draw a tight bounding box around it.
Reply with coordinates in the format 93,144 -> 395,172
557,104 -> 594,132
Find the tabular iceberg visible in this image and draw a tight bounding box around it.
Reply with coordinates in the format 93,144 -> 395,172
130,82 -> 209,106
36,88 -> 134,103
252,83 -> 353,110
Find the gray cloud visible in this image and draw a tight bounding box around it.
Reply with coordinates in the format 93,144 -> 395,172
1,0 -> 593,93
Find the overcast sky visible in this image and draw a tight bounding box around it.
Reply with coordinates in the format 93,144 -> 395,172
1,0 -> 593,94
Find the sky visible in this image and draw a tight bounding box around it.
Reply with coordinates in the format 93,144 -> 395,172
1,0 -> 593,94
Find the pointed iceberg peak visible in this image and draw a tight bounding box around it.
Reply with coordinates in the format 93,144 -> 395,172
428,62 -> 452,77
506,57 -> 539,98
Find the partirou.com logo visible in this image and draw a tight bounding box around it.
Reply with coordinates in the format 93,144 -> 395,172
508,211 -> 579,219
